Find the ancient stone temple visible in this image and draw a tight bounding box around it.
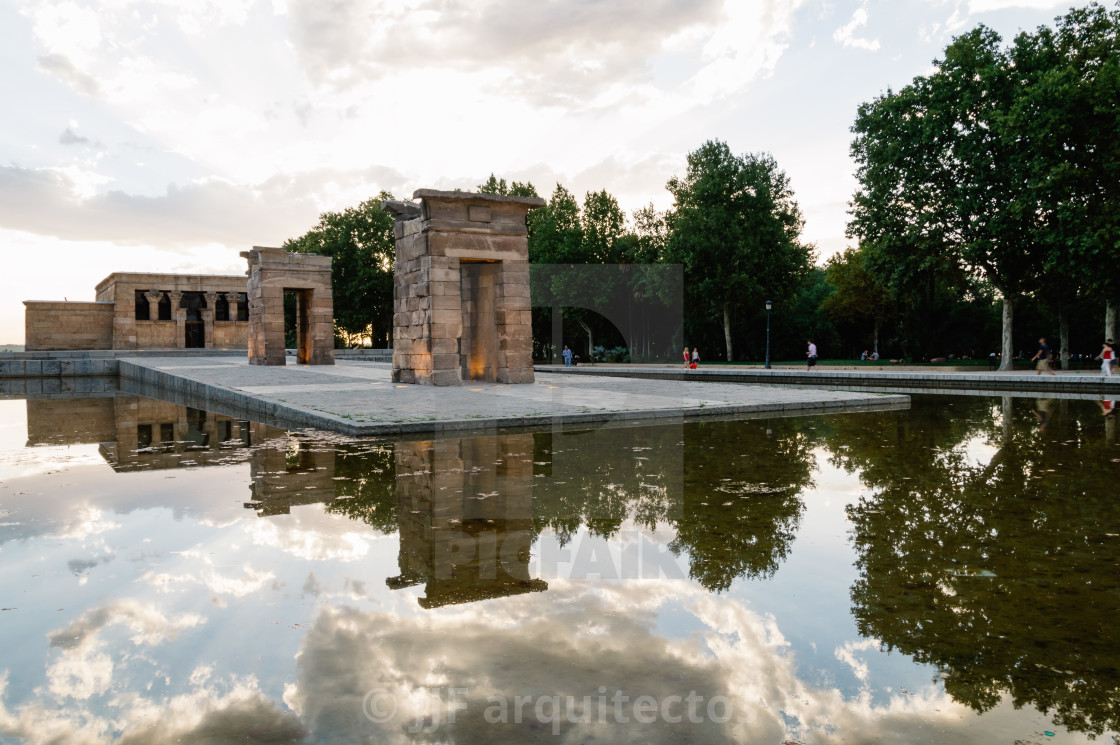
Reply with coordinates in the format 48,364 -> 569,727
382,189 -> 543,386
24,273 -> 250,351
242,247 -> 334,366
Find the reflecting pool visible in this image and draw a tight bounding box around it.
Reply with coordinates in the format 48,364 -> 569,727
0,392 -> 1117,744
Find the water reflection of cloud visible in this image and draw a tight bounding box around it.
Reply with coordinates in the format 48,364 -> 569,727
141,564 -> 276,597
244,517 -> 374,562
0,446 -> 105,482
44,600 -> 205,701
0,571 -> 1103,743
0,673 -> 304,745
285,581 -> 1102,744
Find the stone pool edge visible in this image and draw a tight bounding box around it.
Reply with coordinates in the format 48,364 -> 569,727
116,359 -> 910,437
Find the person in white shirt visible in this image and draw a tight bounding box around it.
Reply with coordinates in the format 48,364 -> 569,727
807,340 -> 818,371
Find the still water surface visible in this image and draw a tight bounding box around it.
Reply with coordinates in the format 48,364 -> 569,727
0,393 -> 1117,744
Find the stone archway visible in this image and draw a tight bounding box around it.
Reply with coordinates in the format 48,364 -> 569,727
382,190 -> 542,386
241,247 -> 334,366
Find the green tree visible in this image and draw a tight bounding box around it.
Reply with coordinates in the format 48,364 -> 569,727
1009,4 -> 1120,342
666,140 -> 813,361
821,245 -> 896,356
851,27 -> 1058,370
476,173 -> 540,198
283,193 -> 397,347
528,184 -> 584,264
580,189 -> 627,263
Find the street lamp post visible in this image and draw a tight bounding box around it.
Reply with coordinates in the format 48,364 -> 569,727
765,300 -> 772,369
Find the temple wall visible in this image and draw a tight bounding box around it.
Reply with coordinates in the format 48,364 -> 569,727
24,301 -> 114,351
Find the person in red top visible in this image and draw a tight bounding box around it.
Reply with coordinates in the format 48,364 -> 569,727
1096,339 -> 1114,377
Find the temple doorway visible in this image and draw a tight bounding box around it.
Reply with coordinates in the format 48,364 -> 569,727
460,260 -> 500,382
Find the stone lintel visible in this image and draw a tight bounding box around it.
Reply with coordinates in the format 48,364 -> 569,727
412,189 -> 545,208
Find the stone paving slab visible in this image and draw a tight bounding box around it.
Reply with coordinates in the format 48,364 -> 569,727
536,364 -> 1120,395
117,357 -> 909,436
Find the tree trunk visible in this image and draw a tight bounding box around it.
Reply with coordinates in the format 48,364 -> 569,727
999,294 -> 1014,372
552,304 -> 562,364
1107,299 -> 1117,342
873,319 -> 879,356
1059,304 -> 1070,369
578,318 -> 593,362
722,304 -> 733,362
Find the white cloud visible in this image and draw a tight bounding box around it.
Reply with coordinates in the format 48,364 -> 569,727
0,164 -> 408,248
968,0 -> 1070,12
833,2 -> 881,51
287,0 -> 726,104
29,2 -> 103,66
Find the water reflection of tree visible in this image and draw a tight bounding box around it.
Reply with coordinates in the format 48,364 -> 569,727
834,397 -> 1120,737
529,426 -> 683,543
322,442 -> 397,533
526,419 -> 817,592
670,419 -> 816,592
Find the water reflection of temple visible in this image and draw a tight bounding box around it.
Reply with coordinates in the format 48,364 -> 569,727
242,428 -> 336,515
23,396 -> 336,512
27,396 -> 253,468
386,435 -> 547,608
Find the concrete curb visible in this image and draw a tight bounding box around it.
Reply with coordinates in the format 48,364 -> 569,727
0,349 -> 248,377
535,365 -> 1120,395
0,349 -> 392,377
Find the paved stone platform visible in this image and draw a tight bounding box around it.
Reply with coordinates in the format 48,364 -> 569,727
117,357 -> 909,436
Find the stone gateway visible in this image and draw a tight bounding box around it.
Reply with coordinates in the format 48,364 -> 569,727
383,189 -> 543,386
242,247 -> 335,366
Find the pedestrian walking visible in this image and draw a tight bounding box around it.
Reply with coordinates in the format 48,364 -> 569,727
1031,338 -> 1056,376
691,348 -> 700,368
562,345 -> 573,367
1095,339 -> 1114,376
683,346 -> 691,369
807,340 -> 818,371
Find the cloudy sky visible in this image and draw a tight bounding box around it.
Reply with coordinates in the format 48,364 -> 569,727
0,0 -> 1087,343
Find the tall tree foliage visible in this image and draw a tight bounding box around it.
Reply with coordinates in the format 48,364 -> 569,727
851,4 -> 1120,368
476,173 -> 539,199
850,28 -> 1042,370
1010,3 -> 1120,340
666,140 -> 813,361
283,192 -> 397,347
822,246 -> 897,356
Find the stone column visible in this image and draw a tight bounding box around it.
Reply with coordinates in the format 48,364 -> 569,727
144,291 -> 162,321
167,291 -> 184,349
495,260 -> 533,383
202,292 -> 219,349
